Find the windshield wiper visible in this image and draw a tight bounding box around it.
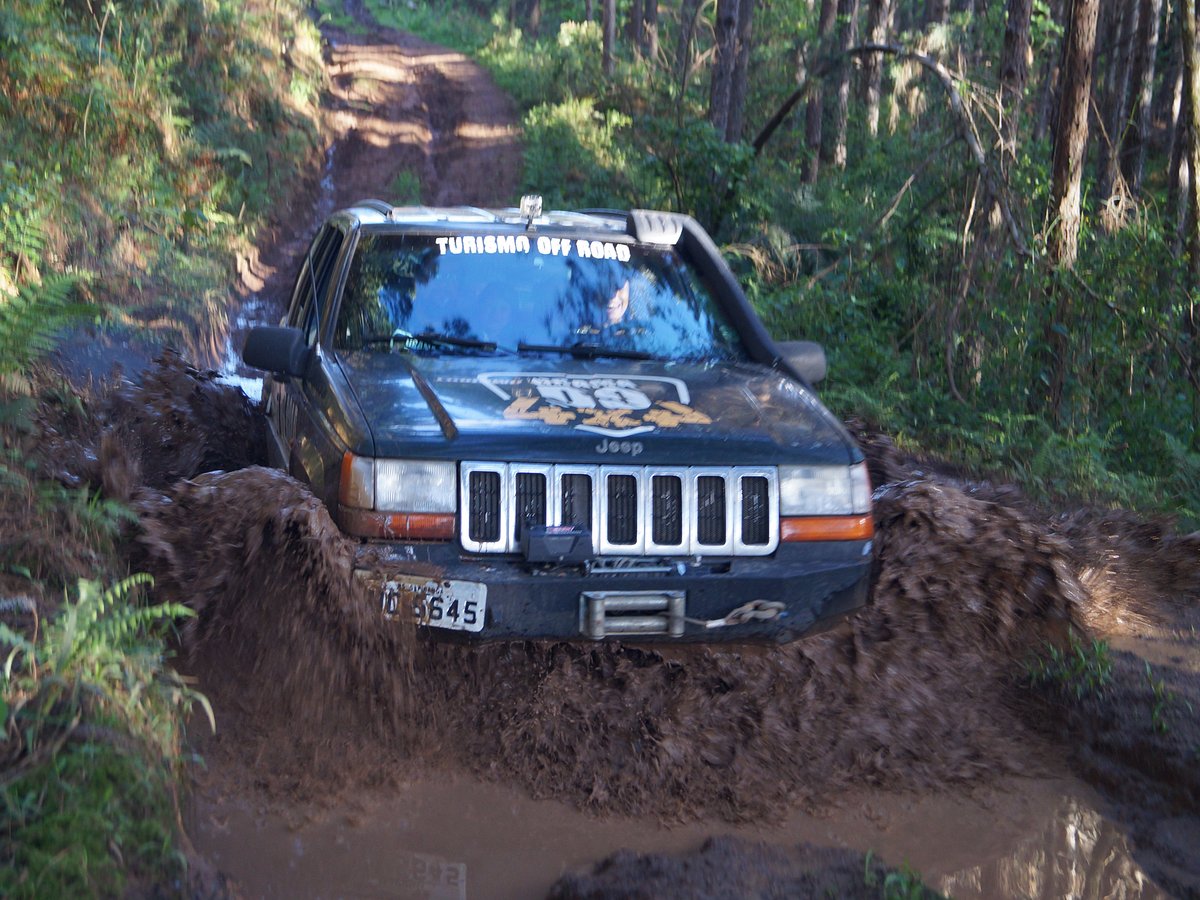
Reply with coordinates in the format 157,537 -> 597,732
517,341 -> 658,361
362,330 -> 498,352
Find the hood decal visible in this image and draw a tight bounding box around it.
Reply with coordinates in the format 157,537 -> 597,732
476,372 -> 712,438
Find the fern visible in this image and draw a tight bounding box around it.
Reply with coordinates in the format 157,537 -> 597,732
0,275 -> 90,394
0,574 -> 210,759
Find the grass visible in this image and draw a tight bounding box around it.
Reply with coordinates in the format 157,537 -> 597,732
0,576 -> 209,895
1145,661 -> 1193,735
1025,630 -> 1114,701
863,850 -> 945,899
0,742 -> 185,897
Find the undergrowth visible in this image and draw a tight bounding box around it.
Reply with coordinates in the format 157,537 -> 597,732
1,0 -> 324,891
0,577 -> 208,897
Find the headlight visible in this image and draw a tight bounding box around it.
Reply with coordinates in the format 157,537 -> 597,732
779,461 -> 872,515
340,454 -> 457,512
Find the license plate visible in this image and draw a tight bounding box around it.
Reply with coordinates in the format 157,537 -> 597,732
381,577 -> 486,633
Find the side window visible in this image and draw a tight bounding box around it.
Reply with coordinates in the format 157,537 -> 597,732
286,230 -> 323,330
286,226 -> 345,348
309,228 -> 345,346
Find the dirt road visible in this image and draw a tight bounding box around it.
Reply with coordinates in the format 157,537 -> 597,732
114,9 -> 1199,899
232,14 -> 522,334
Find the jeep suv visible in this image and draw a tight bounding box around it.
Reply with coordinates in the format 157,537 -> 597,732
243,198 -> 873,642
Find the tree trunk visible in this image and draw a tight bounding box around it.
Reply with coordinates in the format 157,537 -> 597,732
1096,0 -> 1138,204
1033,0 -> 1065,144
925,0 -> 950,26
726,0 -> 756,141
1170,66 -> 1188,236
860,0 -> 892,136
832,0 -> 861,167
1181,0 -> 1200,444
603,0 -> 616,76
1122,0 -> 1163,191
804,0 -> 839,181
1044,0 -> 1100,417
585,0 -> 593,22
1183,0 -> 1200,275
709,0 -> 741,138
1048,0 -> 1100,268
628,0 -> 644,51
676,0 -> 702,85
998,0 -> 1033,173
644,1 -> 659,63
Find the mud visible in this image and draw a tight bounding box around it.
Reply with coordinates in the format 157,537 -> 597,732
36,336 -> 1195,895
140,472 -> 1066,824
547,836 -> 930,899
127,401 -> 1192,830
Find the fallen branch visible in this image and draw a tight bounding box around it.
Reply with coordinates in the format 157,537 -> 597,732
847,43 -> 1030,257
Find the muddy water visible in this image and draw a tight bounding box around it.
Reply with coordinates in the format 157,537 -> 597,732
187,770 -> 1163,899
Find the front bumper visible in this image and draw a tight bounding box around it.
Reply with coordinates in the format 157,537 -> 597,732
355,540 -> 873,643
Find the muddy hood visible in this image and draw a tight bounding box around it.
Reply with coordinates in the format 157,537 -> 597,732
336,354 -> 859,466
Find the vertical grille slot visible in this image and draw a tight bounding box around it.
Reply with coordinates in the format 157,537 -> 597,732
740,476 -> 770,545
606,474 -> 639,545
651,475 -> 683,545
561,473 -> 592,527
696,475 -> 727,545
514,471 -> 547,541
469,470 -> 501,542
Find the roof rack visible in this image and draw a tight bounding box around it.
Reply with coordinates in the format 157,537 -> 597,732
351,199 -> 395,216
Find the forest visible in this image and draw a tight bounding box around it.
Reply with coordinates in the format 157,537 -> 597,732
354,0 -> 1200,526
2,0 -> 1199,893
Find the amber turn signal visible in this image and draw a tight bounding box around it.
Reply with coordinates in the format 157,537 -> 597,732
339,508 -> 456,541
780,515 -> 874,542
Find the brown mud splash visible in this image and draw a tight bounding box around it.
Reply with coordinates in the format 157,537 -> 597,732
91,359 -> 1197,847
138,446 -> 1083,820
136,468 -> 430,796
38,350 -> 265,501
130,468 -> 1065,816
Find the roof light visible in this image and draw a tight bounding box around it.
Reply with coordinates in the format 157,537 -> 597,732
519,194 -> 543,222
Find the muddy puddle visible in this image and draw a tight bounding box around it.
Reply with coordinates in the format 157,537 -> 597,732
187,770 -> 1164,899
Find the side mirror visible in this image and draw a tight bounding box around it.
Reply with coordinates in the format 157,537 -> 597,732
778,340 -> 827,384
243,326 -> 311,378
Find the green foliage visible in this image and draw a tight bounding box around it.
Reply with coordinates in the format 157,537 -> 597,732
1,576 -> 210,758
360,0 -> 496,51
0,277 -> 89,397
390,169 -> 423,206
863,851 -> 945,899
0,0 -> 324,343
0,575 -> 210,895
1,0 -> 315,889
1026,631 -> 1114,701
1145,661 -> 1192,735
0,741 -> 184,898
522,97 -> 636,208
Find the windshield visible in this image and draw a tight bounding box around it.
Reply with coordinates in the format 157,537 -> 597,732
332,232 -> 748,361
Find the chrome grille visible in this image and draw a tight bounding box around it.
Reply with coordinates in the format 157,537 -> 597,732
460,463 -> 778,556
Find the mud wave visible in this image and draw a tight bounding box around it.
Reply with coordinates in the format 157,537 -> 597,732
107,358 -> 1198,825
140,468 -> 1083,819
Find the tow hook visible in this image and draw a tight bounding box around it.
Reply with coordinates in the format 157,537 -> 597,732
686,600 -> 786,630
